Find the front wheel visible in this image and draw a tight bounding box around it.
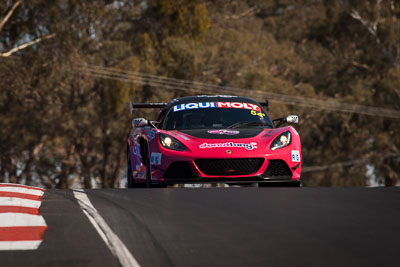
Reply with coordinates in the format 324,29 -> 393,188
127,152 -> 134,188
127,150 -> 145,188
142,142 -> 152,188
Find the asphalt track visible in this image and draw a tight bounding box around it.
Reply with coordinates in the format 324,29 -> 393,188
2,187 -> 400,267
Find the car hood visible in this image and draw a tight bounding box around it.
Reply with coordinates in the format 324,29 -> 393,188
178,128 -> 265,139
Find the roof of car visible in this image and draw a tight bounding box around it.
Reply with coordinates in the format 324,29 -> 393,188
166,95 -> 259,108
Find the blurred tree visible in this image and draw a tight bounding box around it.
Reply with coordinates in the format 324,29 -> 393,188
0,0 -> 399,188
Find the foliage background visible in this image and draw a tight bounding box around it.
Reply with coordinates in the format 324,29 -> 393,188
0,0 -> 399,188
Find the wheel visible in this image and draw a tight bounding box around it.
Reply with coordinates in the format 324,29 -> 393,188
142,141 -> 152,188
126,152 -> 133,188
127,148 -> 145,188
127,152 -> 134,188
145,164 -> 152,188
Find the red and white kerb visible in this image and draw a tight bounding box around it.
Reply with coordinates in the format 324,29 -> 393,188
0,183 -> 47,250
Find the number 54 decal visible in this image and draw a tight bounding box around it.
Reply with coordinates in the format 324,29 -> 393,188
250,110 -> 265,118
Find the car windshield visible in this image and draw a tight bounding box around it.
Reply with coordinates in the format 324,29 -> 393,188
162,102 -> 273,130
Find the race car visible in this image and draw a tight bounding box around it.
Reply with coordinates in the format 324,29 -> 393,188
127,95 -> 301,187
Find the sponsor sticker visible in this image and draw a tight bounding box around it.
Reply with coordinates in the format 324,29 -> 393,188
199,142 -> 258,150
133,128 -> 141,136
207,129 -> 240,135
133,145 -> 140,156
134,171 -> 145,178
150,152 -> 162,165
173,102 -> 261,112
291,150 -> 300,162
146,129 -> 158,141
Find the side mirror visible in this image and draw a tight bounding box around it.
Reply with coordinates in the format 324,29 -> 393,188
132,118 -> 148,128
273,115 -> 299,127
286,115 -> 298,124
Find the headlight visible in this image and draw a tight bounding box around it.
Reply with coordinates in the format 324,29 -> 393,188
270,131 -> 292,150
159,133 -> 186,151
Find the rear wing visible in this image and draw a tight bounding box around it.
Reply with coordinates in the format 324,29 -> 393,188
130,99 -> 269,114
130,102 -> 168,114
260,100 -> 269,110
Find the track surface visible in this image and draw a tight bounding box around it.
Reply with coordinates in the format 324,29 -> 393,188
1,187 -> 400,266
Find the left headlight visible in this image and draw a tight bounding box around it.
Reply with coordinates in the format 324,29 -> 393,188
159,133 -> 186,151
270,131 -> 292,150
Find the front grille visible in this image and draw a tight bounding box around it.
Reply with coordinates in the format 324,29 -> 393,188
163,161 -> 196,180
263,160 -> 292,177
194,158 -> 264,176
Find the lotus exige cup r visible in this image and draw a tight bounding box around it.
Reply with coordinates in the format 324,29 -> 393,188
127,95 -> 301,187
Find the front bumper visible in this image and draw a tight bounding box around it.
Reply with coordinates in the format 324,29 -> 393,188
149,136 -> 301,184
154,158 -> 300,184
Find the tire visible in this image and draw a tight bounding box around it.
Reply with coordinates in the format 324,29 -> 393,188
127,151 -> 134,188
142,141 -> 152,188
127,148 -> 145,188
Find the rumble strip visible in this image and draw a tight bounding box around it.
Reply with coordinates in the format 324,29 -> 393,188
0,183 -> 47,250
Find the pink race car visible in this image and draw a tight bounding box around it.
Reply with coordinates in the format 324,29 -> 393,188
127,95 -> 301,187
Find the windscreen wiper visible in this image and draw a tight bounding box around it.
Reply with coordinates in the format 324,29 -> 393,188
226,121 -> 270,129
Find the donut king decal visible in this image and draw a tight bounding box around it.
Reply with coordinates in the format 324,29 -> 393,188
199,142 -> 258,150
207,130 -> 240,135
173,102 -> 262,112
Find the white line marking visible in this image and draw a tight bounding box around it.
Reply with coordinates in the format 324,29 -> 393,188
0,213 -> 47,227
73,189 -> 140,267
0,241 -> 43,250
0,197 -> 41,208
0,187 -> 44,196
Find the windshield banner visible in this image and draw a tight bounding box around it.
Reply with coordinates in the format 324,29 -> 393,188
173,102 -> 261,112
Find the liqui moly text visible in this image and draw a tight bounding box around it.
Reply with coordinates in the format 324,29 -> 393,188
173,102 -> 262,112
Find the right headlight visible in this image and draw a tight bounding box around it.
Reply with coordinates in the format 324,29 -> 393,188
270,131 -> 292,150
159,133 -> 186,151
